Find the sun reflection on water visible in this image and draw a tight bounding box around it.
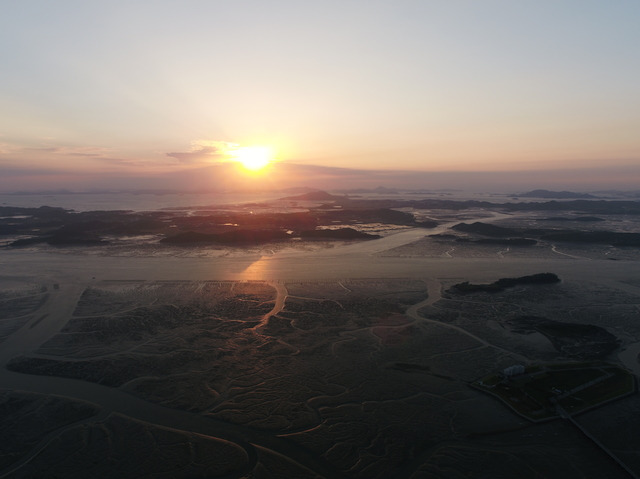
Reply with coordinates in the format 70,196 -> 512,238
238,256 -> 271,281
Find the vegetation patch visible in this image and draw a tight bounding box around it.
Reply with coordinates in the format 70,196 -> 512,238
473,363 -> 635,422
509,316 -> 620,359
449,273 -> 560,294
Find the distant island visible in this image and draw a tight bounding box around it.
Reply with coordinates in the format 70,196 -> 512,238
449,273 -> 561,294
1,203 -> 427,248
448,221 -> 640,247
279,190 -> 346,201
4,191 -> 640,250
515,189 -> 598,199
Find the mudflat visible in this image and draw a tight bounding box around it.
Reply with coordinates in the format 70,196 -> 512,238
2,203 -> 640,477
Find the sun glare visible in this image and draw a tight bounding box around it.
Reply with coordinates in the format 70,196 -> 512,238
230,146 -> 273,172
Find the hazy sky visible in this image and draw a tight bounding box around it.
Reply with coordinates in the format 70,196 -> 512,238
1,1 -> 639,191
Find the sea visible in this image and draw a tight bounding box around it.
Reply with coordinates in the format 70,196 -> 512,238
0,190 -> 518,213
0,192 -> 290,212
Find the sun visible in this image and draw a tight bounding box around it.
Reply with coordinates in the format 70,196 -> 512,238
229,146 -> 273,172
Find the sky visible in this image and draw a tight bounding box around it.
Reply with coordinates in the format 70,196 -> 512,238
1,0 -> 639,192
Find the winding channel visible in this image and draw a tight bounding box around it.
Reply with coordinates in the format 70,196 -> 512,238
405,279 -> 529,363
0,281 -> 347,479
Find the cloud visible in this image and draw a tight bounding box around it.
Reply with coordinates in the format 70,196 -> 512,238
166,140 -> 235,164
0,141 -> 164,177
88,157 -> 158,168
0,165 -> 66,176
0,141 -> 114,162
23,147 -> 59,153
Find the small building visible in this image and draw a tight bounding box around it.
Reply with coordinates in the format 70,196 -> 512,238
503,364 -> 525,378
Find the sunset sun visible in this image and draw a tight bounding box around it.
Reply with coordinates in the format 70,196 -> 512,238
230,146 -> 274,172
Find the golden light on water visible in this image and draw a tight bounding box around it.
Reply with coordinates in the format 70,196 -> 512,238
238,256 -> 271,281
229,146 -> 274,172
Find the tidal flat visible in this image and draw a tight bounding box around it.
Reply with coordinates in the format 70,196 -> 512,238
1,198 -> 640,477
1,271 -> 639,478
